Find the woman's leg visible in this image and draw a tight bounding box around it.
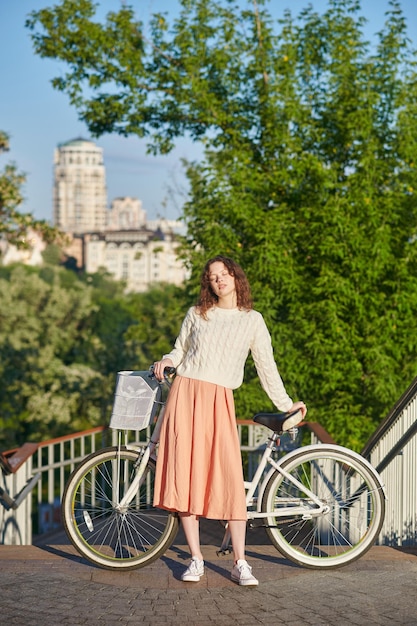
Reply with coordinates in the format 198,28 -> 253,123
228,519 -> 247,562
179,513 -> 203,560
228,519 -> 258,585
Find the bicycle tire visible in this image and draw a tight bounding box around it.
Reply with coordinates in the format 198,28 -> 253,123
261,445 -> 385,569
62,446 -> 179,570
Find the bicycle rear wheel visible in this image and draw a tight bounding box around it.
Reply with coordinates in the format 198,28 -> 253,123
62,446 -> 179,570
261,445 -> 385,569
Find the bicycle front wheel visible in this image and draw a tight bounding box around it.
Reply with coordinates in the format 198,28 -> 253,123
62,447 -> 179,570
261,445 -> 385,569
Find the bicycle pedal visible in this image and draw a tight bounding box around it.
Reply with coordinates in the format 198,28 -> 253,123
216,548 -> 232,557
248,520 -> 263,530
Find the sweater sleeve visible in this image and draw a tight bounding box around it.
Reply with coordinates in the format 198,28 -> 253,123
250,314 -> 293,413
162,307 -> 193,368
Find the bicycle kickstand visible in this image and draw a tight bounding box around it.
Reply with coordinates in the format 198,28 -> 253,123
216,523 -> 232,557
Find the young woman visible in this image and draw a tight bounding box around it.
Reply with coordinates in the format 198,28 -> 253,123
153,256 -> 307,586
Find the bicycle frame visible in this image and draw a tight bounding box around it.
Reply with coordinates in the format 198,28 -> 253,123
244,433 -> 325,518
115,411 -> 320,518
114,411 -> 324,530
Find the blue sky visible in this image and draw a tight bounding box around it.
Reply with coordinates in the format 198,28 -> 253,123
1,0 -> 416,223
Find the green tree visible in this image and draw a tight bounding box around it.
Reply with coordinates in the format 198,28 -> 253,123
0,131 -> 61,248
26,0 -> 417,449
0,264 -> 135,448
0,265 -> 98,447
0,260 -> 190,449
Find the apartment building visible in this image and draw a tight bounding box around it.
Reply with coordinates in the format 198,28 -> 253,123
84,226 -> 188,292
53,138 -> 107,234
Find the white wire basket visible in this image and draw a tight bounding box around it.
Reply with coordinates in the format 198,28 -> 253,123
109,370 -> 162,431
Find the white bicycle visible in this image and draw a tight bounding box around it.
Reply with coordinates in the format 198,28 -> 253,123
62,368 -> 386,571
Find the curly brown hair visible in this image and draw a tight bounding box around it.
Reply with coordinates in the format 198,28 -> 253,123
196,255 -> 253,318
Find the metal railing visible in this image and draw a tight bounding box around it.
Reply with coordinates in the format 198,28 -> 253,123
32,427 -> 110,537
362,378 -> 417,547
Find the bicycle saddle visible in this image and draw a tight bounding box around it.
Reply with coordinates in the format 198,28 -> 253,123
253,409 -> 302,433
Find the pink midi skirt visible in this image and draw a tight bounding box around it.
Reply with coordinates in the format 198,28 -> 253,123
153,376 -> 247,520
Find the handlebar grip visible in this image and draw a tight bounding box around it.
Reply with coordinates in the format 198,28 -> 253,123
149,365 -> 176,380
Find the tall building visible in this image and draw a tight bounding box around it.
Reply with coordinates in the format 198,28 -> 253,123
53,138 -> 107,234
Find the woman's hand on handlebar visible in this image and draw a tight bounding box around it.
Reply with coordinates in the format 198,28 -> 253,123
153,357 -> 174,381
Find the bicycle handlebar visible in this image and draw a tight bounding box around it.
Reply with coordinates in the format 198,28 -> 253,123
149,365 -> 176,381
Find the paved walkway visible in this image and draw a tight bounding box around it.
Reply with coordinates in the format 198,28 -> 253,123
1,522 -> 417,625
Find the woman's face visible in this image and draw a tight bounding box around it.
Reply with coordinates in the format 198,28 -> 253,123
208,261 -> 236,302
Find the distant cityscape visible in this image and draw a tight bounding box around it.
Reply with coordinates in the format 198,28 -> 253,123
1,138 -> 188,292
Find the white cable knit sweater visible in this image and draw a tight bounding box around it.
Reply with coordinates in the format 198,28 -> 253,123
164,306 -> 293,412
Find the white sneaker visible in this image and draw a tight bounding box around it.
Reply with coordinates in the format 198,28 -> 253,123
181,557 -> 204,582
231,559 -> 259,586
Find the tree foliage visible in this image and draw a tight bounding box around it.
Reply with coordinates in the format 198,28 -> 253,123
26,0 -> 417,449
0,259 -> 188,450
0,265 -> 102,447
0,131 -> 62,248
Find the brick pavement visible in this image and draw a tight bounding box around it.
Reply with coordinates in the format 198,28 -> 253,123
1,523 -> 417,626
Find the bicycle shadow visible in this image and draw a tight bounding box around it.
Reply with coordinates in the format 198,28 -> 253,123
244,548 -> 301,568
35,543 -> 97,566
